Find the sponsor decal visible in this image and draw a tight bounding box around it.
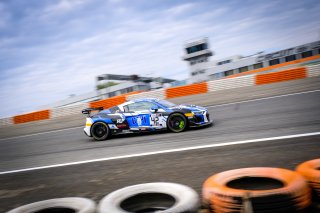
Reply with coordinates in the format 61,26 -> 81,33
137,116 -> 142,126
108,124 -> 118,129
116,123 -> 128,129
131,115 -> 147,126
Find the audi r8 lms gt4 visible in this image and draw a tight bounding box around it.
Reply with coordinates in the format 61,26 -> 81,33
82,98 -> 212,141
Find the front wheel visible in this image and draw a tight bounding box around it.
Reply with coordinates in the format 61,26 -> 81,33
167,113 -> 187,133
91,122 -> 110,141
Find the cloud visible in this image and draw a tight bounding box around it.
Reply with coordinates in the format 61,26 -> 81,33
166,3 -> 196,15
0,2 -> 13,30
0,0 -> 320,118
42,0 -> 89,16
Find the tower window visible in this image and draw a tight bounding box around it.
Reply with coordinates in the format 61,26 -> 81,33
224,70 -> 234,76
269,59 -> 280,66
253,63 -> 263,69
239,66 -> 249,73
285,55 -> 296,62
301,51 -> 313,58
217,60 -> 231,65
210,73 -> 223,79
186,43 -> 208,54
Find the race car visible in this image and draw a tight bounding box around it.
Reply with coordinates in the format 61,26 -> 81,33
82,98 -> 212,141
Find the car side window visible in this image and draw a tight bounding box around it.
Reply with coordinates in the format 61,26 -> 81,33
125,102 -> 158,112
123,105 -> 129,112
109,106 -> 121,113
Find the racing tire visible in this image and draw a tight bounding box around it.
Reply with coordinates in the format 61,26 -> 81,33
167,113 -> 188,133
7,197 -> 96,213
296,159 -> 320,200
91,122 -> 110,141
98,182 -> 200,213
203,167 -> 311,213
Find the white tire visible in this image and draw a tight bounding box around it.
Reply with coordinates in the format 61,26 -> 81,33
7,197 -> 96,213
98,182 -> 200,213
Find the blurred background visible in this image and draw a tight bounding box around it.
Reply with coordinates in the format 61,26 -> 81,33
0,0 -> 319,117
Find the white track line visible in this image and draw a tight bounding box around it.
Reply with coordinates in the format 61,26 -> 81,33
206,89 -> 320,108
1,89 -> 319,141
1,132 -> 319,175
0,126 -> 83,141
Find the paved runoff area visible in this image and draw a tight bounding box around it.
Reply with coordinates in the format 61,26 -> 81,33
0,79 -> 320,211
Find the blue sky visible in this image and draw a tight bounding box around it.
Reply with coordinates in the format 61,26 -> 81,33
0,0 -> 319,118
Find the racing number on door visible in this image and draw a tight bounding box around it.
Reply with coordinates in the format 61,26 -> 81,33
132,115 -> 148,126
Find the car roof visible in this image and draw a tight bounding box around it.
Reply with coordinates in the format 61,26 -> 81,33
117,98 -> 160,109
131,98 -> 159,103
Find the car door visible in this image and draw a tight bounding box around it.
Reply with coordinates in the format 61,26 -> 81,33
123,101 -> 157,129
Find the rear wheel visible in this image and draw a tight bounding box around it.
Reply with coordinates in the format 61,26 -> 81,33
91,122 -> 110,141
167,113 -> 187,133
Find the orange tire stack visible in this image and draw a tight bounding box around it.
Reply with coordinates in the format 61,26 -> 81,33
202,167 -> 311,213
296,159 -> 320,200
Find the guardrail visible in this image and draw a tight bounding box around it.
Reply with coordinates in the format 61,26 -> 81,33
13,110 -> 50,124
208,75 -> 254,91
51,103 -> 89,119
1,64 -> 320,127
255,67 -> 307,85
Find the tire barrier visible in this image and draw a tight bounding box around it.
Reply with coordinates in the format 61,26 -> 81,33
90,95 -> 127,109
90,91 -> 142,109
13,109 -> 50,124
165,82 -> 208,99
126,88 -> 166,101
255,67 -> 307,85
98,182 -> 200,213
0,117 -> 13,127
7,197 -> 96,213
307,64 -> 320,77
202,167 -> 311,213
296,159 -> 320,200
207,75 -> 254,92
51,103 -> 89,118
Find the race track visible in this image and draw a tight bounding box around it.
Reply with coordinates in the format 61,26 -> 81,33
1,90 -> 320,211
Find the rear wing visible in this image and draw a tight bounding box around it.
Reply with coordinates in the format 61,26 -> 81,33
81,107 -> 104,116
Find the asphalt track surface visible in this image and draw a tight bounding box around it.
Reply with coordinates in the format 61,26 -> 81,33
1,90 -> 320,211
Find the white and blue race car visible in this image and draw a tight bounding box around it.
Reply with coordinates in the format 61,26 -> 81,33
82,98 -> 212,141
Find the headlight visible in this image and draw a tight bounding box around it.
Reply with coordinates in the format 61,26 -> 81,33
184,113 -> 194,117
86,118 -> 93,126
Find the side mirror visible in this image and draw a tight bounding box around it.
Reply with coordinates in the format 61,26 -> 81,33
150,106 -> 159,113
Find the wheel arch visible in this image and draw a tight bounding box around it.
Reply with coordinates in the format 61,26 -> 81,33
90,120 -> 111,141
91,119 -> 110,130
166,111 -> 189,130
168,111 -> 189,124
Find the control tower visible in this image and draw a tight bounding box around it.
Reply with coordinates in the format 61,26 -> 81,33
182,38 -> 213,82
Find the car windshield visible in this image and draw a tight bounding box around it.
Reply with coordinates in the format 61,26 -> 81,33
157,99 -> 176,108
